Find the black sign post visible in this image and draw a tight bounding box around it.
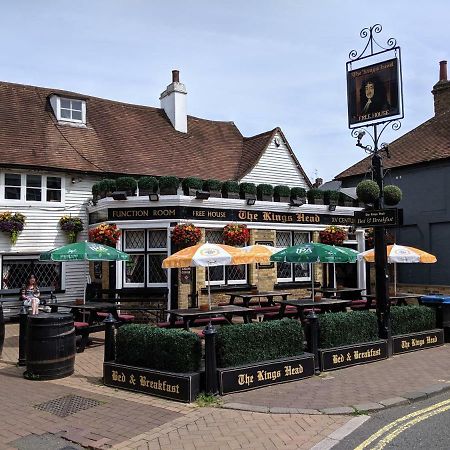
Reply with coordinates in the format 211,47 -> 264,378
347,25 -> 404,356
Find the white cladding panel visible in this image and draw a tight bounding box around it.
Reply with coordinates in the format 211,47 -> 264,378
0,174 -> 96,301
240,135 -> 309,188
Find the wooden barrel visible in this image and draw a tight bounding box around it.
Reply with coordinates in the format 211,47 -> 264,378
0,302 -> 4,358
25,313 -> 75,380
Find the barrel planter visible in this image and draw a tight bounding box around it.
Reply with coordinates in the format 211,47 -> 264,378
24,313 -> 76,380
0,303 -> 4,358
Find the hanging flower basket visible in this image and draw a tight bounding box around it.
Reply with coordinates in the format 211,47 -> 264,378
89,223 -> 121,248
59,215 -> 84,243
319,225 -> 347,245
223,223 -> 250,246
171,223 -> 202,248
0,212 -> 26,245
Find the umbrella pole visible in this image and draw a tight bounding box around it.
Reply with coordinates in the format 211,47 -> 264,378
207,264 -> 211,312
311,263 -> 315,311
394,263 -> 397,296
333,263 -> 337,289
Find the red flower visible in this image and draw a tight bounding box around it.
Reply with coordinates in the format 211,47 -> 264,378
89,223 -> 121,247
319,226 -> 347,245
171,223 -> 202,246
223,223 -> 250,246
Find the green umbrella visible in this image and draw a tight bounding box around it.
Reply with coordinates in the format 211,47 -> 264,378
40,241 -> 129,261
270,243 -> 358,299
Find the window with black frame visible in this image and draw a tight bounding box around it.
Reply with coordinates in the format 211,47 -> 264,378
204,230 -> 247,286
1,256 -> 61,290
276,231 -> 311,283
123,229 -> 168,287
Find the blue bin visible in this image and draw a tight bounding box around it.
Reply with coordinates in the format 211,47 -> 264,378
420,295 -> 450,342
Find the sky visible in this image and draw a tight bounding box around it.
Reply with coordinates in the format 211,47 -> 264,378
1,1 -> 448,183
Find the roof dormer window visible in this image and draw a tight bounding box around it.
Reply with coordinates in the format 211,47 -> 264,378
49,95 -> 86,125
61,98 -> 82,121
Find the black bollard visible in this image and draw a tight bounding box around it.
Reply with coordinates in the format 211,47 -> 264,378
18,306 -> 28,366
103,313 -> 117,363
204,322 -> 218,395
306,310 -> 320,373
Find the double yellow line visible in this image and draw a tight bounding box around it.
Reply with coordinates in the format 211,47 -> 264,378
355,398 -> 450,450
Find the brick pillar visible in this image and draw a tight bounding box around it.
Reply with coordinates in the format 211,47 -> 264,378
250,230 -> 277,291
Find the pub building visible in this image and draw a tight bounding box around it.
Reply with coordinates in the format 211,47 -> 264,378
0,69 -> 365,312
88,195 -> 365,310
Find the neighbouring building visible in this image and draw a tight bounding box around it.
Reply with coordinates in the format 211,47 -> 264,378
0,70 -> 364,315
336,60 -> 450,293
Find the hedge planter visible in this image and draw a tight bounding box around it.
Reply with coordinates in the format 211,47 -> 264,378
392,329 -> 444,355
319,340 -> 388,371
217,354 -> 315,395
159,176 -> 180,196
104,361 -> 200,403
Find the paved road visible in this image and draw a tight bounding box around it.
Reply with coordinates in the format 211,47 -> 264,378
333,391 -> 450,449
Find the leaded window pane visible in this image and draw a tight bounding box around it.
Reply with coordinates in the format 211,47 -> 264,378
125,230 -> 145,250
2,259 -> 61,290
277,262 -> 292,279
276,231 -> 291,248
207,265 -> 224,282
205,230 -> 222,244
148,254 -> 167,283
227,264 -> 246,281
125,254 -> 145,283
148,229 -> 166,249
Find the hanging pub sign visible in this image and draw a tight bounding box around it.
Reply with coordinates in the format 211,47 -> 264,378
347,57 -> 402,127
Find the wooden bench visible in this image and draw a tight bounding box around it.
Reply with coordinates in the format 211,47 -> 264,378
0,288 -> 57,319
156,316 -> 228,328
74,321 -> 106,353
87,287 -> 169,324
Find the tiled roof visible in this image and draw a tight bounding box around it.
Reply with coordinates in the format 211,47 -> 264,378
335,109 -> 450,179
0,81 -> 289,181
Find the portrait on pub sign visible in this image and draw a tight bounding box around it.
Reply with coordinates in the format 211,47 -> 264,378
347,57 -> 400,126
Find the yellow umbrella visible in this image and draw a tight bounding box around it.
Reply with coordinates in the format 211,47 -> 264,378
240,244 -> 285,263
358,244 -> 437,294
162,243 -> 262,309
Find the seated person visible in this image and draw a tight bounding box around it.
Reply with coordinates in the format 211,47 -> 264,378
21,274 -> 40,315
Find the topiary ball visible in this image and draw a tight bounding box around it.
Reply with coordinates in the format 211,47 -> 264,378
356,180 -> 380,204
383,185 -> 402,206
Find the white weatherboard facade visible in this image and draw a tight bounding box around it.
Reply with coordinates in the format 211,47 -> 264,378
239,133 -> 309,188
0,171 -> 96,303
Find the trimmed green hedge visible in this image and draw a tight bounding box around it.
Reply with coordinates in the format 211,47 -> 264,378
215,319 -> 304,367
391,305 -> 436,336
319,311 -> 378,349
116,324 -> 202,373
222,180 -> 240,194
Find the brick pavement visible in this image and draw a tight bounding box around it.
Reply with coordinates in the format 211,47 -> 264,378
2,322 -> 449,449
221,345 -> 450,411
0,323 -> 349,449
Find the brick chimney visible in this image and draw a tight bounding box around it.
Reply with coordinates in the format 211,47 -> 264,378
160,69 -> 187,133
432,60 -> 450,116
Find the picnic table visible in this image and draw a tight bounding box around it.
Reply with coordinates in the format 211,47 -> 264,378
165,305 -> 252,331
314,287 -> 365,300
51,302 -> 122,352
275,298 -> 351,322
362,293 -> 422,308
226,291 -> 291,308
